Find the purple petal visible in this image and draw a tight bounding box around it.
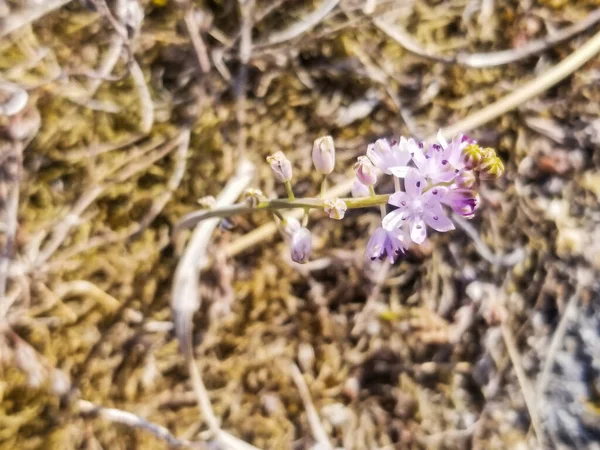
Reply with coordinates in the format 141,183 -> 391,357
388,191 -> 409,208
405,169 -> 426,198
423,205 -> 454,232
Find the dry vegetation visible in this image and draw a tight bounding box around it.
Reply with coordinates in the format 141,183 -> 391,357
1,0 -> 600,449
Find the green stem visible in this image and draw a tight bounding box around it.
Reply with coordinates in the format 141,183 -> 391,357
174,194 -> 391,233
284,181 -> 295,200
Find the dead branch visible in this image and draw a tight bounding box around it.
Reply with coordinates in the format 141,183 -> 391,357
375,8 -> 600,68
78,399 -> 204,449
0,0 -> 73,38
257,0 -> 340,47
0,143 -> 22,317
171,159 -> 256,449
184,6 -> 212,74
290,363 -> 333,450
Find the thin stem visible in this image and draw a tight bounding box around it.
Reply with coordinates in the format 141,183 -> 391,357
173,194 -> 390,235
369,185 -> 386,219
393,177 -> 400,192
320,177 -> 328,197
284,181 -> 295,200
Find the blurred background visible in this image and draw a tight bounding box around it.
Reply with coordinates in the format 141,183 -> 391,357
0,0 -> 599,449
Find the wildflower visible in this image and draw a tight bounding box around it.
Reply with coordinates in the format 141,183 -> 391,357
410,140 -> 457,183
312,136 -> 336,174
440,188 -> 479,219
367,138 -> 412,175
351,179 -> 370,198
266,151 -> 292,182
289,227 -> 312,263
354,156 -> 378,186
365,227 -> 409,263
243,188 -> 264,207
324,198 -> 347,220
382,168 -> 454,244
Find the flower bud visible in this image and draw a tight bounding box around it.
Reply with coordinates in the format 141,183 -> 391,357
324,198 -> 347,220
243,188 -> 264,207
266,151 -> 292,182
290,227 -> 312,264
354,156 -> 377,186
478,154 -> 504,180
283,217 -> 301,237
456,170 -> 477,188
461,143 -> 483,170
312,136 -> 335,174
351,179 -> 370,198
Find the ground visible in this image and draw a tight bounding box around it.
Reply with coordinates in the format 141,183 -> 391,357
0,0 -> 599,449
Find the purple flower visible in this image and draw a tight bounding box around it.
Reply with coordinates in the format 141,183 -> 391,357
312,136 -> 336,174
289,227 -> 312,263
367,138 -> 412,175
365,227 -> 409,263
382,168 -> 454,244
440,187 -> 479,219
354,156 -> 378,186
409,131 -> 473,183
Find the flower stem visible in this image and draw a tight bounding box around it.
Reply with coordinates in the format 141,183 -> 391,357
393,177 -> 401,192
174,194 -> 391,233
284,181 -> 295,200
369,185 -> 386,219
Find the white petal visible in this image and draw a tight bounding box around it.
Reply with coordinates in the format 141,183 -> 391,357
409,217 -> 427,244
389,166 -> 410,178
437,129 -> 448,149
382,209 -> 407,230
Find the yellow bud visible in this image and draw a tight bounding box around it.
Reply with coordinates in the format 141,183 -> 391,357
461,143 -> 483,170
478,156 -> 504,180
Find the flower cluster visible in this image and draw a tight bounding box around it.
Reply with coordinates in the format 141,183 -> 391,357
264,131 -> 503,264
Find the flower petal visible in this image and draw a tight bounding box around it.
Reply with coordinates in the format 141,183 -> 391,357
437,129 -> 449,149
382,209 -> 407,230
423,206 -> 454,232
409,217 -> 427,243
388,191 -> 409,207
389,166 -> 410,178
405,168 -> 426,198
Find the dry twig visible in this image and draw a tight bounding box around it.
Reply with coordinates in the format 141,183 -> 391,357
375,8 -> 600,68
257,0 -> 340,47
78,400 -> 203,449
290,362 -> 333,450
171,159 -> 256,449
0,0 -> 73,38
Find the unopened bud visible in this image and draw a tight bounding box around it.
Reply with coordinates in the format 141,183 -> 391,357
478,154 -> 504,180
324,198 -> 347,220
461,143 -> 483,170
456,170 -> 476,188
351,179 -> 370,198
243,188 -> 264,207
354,156 -> 377,186
312,136 -> 335,174
266,151 -> 293,182
290,227 -> 312,264
283,217 -> 301,237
